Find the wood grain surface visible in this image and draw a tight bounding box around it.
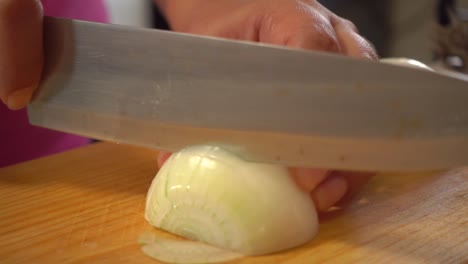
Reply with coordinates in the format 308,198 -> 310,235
0,142 -> 467,264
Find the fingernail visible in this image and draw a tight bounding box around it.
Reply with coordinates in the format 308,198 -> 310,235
6,86 -> 35,110
311,175 -> 348,211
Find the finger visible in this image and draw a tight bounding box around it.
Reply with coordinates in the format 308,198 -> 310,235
284,15 -> 341,53
334,171 -> 374,201
290,167 -> 330,192
335,18 -> 359,34
260,8 -> 341,53
157,151 -> 172,168
333,19 -> 378,60
0,0 -> 43,110
311,174 -> 348,211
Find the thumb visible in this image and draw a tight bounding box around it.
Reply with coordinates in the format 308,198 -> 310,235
0,0 -> 43,110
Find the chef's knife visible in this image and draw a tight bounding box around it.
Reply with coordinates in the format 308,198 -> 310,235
28,17 -> 468,171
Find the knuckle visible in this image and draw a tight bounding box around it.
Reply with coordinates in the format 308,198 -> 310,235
357,35 -> 379,59
341,19 -> 359,33
311,23 -> 340,51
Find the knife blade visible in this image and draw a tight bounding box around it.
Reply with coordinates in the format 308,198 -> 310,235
28,17 -> 468,171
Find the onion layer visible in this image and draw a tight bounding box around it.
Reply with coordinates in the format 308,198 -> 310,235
139,233 -> 243,263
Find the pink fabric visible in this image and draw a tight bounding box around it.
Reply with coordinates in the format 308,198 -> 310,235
0,0 -> 108,167
41,0 -> 108,23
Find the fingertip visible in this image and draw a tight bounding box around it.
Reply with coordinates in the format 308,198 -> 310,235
157,151 -> 172,168
290,168 -> 330,192
4,85 -> 36,110
311,175 -> 348,211
348,33 -> 378,60
334,171 -> 374,200
0,0 -> 43,108
334,22 -> 378,60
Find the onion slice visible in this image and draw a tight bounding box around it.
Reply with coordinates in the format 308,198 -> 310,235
139,233 -> 243,264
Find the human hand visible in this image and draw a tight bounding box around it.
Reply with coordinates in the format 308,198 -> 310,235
0,0 -> 43,110
155,0 -> 376,211
157,0 -> 378,59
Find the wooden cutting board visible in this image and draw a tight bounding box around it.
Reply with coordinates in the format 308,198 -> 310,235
0,142 -> 467,264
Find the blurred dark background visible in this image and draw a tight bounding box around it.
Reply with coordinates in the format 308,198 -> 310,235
319,0 -> 392,57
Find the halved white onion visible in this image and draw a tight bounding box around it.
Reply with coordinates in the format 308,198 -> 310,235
143,145 -> 318,262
